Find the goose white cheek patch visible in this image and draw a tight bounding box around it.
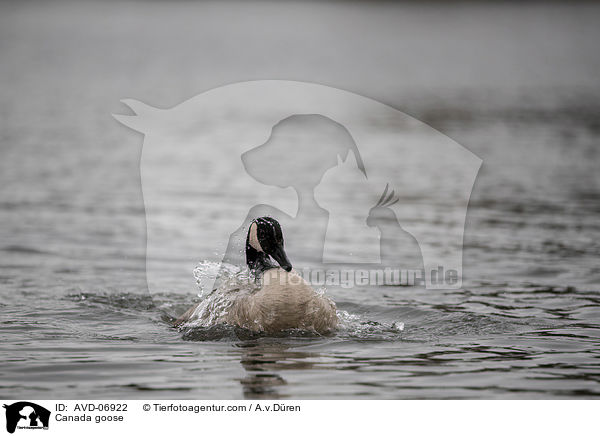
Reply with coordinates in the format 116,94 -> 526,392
248,222 -> 263,252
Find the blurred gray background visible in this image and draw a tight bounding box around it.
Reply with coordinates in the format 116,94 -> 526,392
1,1 -> 599,288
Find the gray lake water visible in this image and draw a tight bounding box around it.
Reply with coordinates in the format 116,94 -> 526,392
1,0 -> 599,399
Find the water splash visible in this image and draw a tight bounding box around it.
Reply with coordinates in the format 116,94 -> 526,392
184,261 -> 260,328
177,263 -> 404,340
336,310 -> 404,340
192,261 -> 246,298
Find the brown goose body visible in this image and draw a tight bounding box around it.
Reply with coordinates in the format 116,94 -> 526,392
176,217 -> 338,334
221,269 -> 337,334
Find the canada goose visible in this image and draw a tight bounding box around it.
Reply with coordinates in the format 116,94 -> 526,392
176,217 -> 338,334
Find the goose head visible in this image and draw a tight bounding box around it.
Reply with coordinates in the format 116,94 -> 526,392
246,217 -> 292,273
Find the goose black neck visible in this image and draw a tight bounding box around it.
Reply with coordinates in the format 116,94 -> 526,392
245,241 -> 276,276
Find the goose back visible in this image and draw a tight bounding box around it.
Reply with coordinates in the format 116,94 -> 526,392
222,269 -> 337,334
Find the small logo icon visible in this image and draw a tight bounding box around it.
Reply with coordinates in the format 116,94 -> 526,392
3,402 -> 50,434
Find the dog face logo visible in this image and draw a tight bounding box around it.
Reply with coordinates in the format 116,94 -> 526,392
114,80 -> 481,293
3,402 -> 50,433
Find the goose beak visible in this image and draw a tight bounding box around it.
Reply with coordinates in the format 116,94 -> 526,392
271,246 -> 292,272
